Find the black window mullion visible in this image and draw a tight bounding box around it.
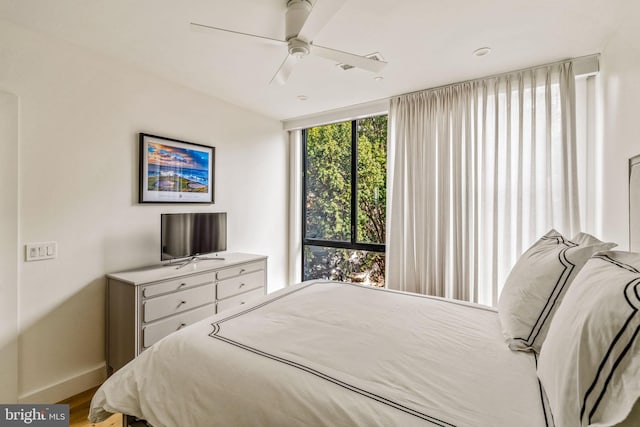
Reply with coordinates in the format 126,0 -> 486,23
301,127 -> 308,279
304,238 -> 385,253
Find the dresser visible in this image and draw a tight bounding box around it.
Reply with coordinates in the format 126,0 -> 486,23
106,253 -> 267,374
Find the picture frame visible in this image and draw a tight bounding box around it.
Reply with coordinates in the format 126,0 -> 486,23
139,133 -> 215,203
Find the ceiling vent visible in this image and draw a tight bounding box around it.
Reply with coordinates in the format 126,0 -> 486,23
337,52 -> 385,71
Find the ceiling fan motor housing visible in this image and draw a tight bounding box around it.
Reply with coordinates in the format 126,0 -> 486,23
286,0 -> 312,40
288,38 -> 310,57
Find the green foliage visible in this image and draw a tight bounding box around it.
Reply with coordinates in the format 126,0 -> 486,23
357,115 -> 387,245
305,121 -> 352,240
304,115 -> 387,286
304,246 -> 385,286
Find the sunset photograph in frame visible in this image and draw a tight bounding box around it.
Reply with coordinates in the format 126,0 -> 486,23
139,133 -> 214,203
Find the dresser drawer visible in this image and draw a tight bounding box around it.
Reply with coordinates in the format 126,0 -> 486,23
215,260 -> 265,281
142,303 -> 214,349
142,272 -> 215,299
217,287 -> 265,313
143,284 -> 215,323
217,270 -> 264,300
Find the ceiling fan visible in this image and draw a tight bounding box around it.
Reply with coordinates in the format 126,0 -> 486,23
191,0 -> 387,84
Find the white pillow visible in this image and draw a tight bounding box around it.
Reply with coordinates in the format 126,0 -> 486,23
537,251 -> 640,427
497,229 -> 615,352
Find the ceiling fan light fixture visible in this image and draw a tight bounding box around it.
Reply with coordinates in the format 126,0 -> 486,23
291,47 -> 309,58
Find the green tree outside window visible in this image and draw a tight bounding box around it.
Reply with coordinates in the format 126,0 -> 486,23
303,115 -> 387,286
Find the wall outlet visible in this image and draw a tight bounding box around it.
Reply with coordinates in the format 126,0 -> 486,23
25,242 -> 57,261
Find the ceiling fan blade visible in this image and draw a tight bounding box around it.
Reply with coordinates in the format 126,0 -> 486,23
311,44 -> 387,73
270,55 -> 300,85
190,22 -> 286,46
297,0 -> 346,42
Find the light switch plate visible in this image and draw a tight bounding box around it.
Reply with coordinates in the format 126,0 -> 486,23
25,242 -> 57,261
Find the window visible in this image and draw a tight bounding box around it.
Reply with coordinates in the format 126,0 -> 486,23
302,115 -> 387,287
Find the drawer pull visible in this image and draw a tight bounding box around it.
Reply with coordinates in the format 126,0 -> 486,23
177,283 -> 186,289
240,301 -> 246,305
239,283 -> 245,288
177,323 -> 187,330
239,268 -> 246,274
177,300 -> 187,308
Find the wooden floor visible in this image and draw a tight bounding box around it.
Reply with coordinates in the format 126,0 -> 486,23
58,386 -> 122,427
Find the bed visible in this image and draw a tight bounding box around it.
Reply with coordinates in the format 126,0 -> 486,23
90,280 -> 551,427
89,232 -> 640,427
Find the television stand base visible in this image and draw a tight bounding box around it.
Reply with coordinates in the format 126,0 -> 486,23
171,255 -> 225,270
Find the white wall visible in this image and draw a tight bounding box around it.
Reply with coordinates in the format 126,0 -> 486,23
600,3 -> 640,248
0,19 -> 288,403
0,91 -> 19,403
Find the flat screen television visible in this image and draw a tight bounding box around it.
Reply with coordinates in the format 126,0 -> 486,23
161,212 -> 227,261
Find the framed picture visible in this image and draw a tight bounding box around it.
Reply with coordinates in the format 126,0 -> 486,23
139,133 -> 215,203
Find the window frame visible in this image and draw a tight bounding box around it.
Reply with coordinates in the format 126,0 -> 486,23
301,118 -> 386,281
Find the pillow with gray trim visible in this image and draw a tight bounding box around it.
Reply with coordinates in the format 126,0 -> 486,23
537,251 -> 640,426
497,229 -> 615,352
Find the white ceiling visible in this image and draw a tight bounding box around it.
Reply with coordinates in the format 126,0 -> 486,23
0,0 -> 623,120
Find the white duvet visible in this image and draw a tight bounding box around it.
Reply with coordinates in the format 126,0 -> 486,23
90,281 -> 551,427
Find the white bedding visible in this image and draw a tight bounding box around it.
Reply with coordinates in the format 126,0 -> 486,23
89,281 -> 551,427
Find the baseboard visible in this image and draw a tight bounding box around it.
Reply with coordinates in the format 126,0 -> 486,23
18,362 -> 107,404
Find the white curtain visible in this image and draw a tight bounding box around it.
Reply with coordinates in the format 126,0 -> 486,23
386,62 -> 579,306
